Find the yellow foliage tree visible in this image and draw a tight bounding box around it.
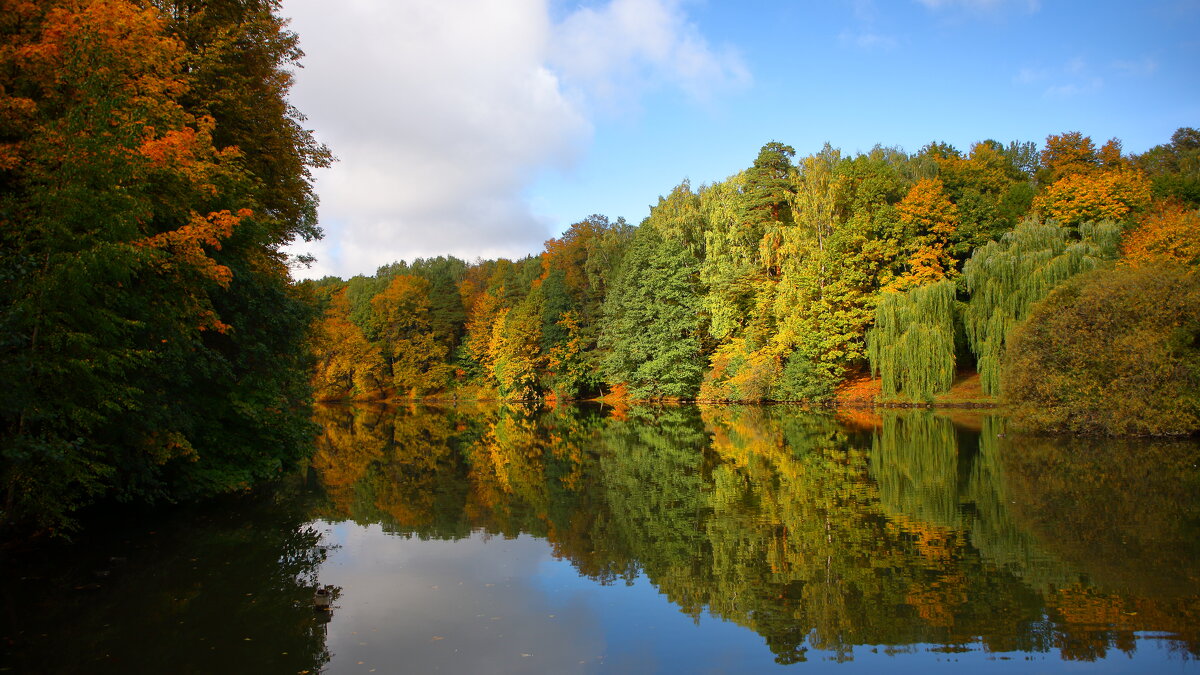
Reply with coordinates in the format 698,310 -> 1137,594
311,289 -> 388,401
371,275 -> 452,397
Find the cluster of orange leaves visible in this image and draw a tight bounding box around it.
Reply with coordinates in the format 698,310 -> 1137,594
136,209 -> 248,333
1034,167 -> 1151,225
892,178 -> 959,288
1121,201 -> 1200,267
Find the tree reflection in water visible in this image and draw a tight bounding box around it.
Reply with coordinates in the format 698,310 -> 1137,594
309,401 -> 1200,664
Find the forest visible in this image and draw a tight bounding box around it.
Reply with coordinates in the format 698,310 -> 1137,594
307,129 -> 1200,435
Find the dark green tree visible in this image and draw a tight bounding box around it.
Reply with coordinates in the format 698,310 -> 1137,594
599,224 -> 705,399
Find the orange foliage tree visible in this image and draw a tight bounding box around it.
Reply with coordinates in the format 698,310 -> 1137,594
893,178 -> 960,288
311,289 -> 388,401
1121,201 -> 1200,267
1034,167 -> 1151,226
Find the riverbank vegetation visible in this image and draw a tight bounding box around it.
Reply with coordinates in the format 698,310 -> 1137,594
307,129 -> 1200,435
0,0 -> 329,535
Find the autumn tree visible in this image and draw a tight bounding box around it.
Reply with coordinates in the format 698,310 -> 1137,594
369,275 -> 453,396
1033,167 -> 1152,226
1003,264 -> 1200,435
310,288 -> 388,400
1121,201 -> 1200,267
0,0 -> 325,534
1039,131 -> 1099,183
893,178 -> 960,288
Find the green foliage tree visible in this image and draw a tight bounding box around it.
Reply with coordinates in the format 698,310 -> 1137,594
961,219 -> 1121,395
1137,127 -> 1200,206
0,0 -> 324,533
867,280 -> 958,399
599,224 -> 704,399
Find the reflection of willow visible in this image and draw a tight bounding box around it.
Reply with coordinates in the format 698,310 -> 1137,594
963,417 -> 1074,589
870,412 -> 961,532
688,406 -> 923,663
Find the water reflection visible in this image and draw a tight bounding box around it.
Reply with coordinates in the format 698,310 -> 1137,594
0,479 -> 333,674
5,404 -> 1198,672
309,403 -> 1200,667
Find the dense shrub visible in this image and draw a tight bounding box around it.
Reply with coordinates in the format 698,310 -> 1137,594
1003,264 -> 1200,435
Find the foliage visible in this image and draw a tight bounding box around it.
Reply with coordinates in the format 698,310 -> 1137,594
1034,167 -> 1151,226
1137,127 -> 1200,206
306,402 -> 1200,661
867,280 -> 958,399
298,126 -> 1200,415
599,224 -> 704,399
310,290 -> 387,401
1003,263 -> 1200,435
1122,201 -> 1200,267
961,219 -> 1121,395
893,178 -> 959,287
0,0 -> 324,535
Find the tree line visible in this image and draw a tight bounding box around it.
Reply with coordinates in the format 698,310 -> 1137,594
0,0 -> 329,535
307,129 -> 1200,434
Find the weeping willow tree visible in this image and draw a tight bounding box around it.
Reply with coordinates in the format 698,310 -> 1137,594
867,279 -> 958,399
961,219 -> 1121,395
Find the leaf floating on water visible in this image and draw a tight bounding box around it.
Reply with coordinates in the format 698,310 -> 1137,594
432,636 -> 445,641
521,653 -> 532,657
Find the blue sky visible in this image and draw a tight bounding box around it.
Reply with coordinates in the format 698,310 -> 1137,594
281,0 -> 1200,280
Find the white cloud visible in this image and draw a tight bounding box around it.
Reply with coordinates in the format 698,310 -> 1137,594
1113,56 -> 1159,78
1013,57 -> 1103,98
282,0 -> 746,279
1044,78 -> 1103,98
838,30 -> 899,49
549,0 -> 749,106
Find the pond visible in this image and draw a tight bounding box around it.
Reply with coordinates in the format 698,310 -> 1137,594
3,403 -> 1199,673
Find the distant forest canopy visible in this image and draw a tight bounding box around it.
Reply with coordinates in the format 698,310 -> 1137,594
305,128 -> 1200,434
0,0 -> 330,534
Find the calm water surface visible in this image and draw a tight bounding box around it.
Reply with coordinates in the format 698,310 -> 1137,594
3,403 -> 1199,673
